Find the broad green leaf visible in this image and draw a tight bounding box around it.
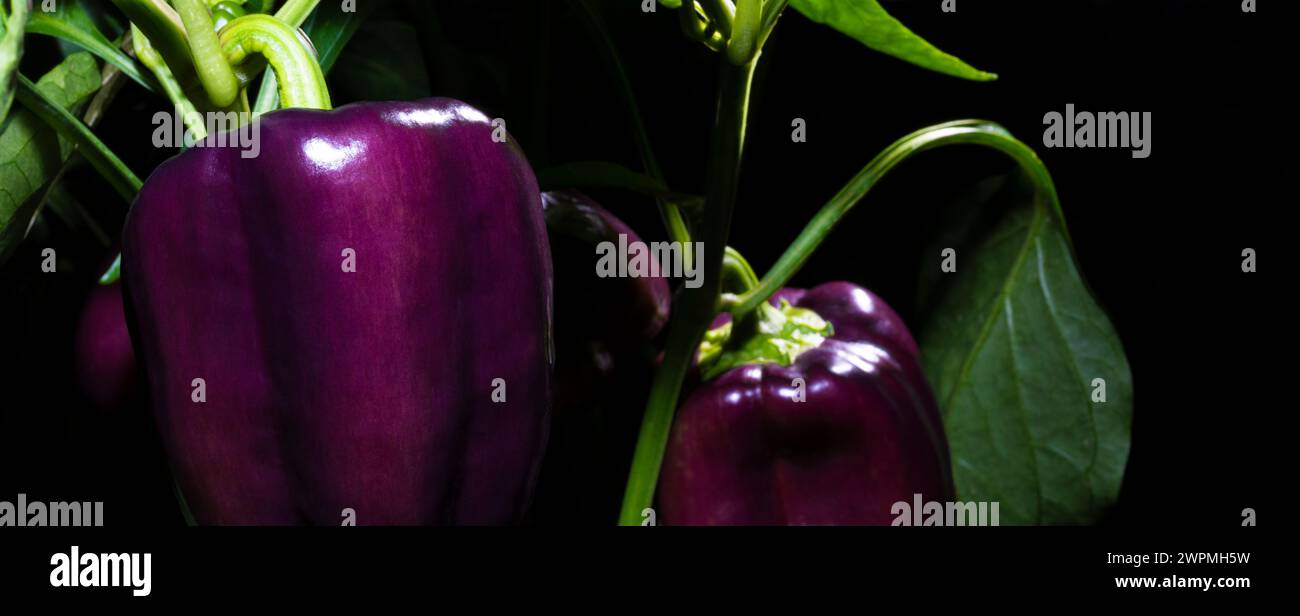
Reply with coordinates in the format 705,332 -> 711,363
789,0 -> 995,81
1,0 -> 29,124
0,52 -> 101,266
536,161 -> 672,197
27,0 -> 158,93
917,173 -> 1131,524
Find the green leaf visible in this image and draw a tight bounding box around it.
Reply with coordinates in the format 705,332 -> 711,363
27,0 -> 159,93
0,52 -> 102,266
305,0 -> 382,73
536,161 -> 673,197
1,0 -> 30,124
789,0 -> 995,81
917,173 -> 1131,524
330,17 -> 431,102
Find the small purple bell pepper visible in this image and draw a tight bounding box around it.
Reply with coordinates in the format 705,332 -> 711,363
658,282 -> 953,525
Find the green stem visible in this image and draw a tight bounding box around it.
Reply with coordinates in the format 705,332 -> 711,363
174,0 -> 240,107
726,0 -> 760,65
618,56 -> 758,526
273,0 -> 319,26
219,14 -> 330,110
679,1 -> 726,52
721,245 -> 759,294
574,0 -> 692,258
133,25 -> 208,140
701,0 -> 734,37
15,74 -> 143,204
250,0 -> 319,114
20,70 -> 139,285
112,1 -> 198,97
730,120 -> 1064,319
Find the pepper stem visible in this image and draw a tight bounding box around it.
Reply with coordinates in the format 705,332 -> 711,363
719,246 -> 759,311
173,0 -> 240,107
273,0 -> 321,26
617,56 -> 759,526
728,120 -> 1066,321
219,14 -> 330,110
132,25 -> 209,140
726,0 -> 762,65
112,1 -> 198,94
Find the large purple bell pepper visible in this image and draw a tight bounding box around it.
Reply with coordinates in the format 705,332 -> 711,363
121,99 -> 552,525
658,282 -> 953,525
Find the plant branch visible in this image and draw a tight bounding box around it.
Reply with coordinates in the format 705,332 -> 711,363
220,14 -> 330,110
618,56 -> 759,525
730,120 -> 1064,319
174,0 -> 240,107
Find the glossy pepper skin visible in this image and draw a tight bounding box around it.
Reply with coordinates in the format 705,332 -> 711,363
122,99 -> 552,525
529,192 -> 669,524
659,282 -> 953,525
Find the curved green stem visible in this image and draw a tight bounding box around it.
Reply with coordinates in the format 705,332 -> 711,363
219,14 -> 330,110
239,3 -> 316,114
618,56 -> 758,526
250,0 -> 319,114
112,1 -> 198,95
726,0 -> 761,65
133,25 -> 208,140
730,120 -> 1064,319
701,0 -> 734,37
721,246 -> 759,294
174,0 -> 240,107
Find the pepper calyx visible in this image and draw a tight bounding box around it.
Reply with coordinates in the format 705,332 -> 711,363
697,299 -> 833,381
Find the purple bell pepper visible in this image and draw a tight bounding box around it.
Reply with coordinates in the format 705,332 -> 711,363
121,99 -> 552,525
530,191 -> 670,523
540,191 -> 669,415
74,278 -> 138,413
658,282 -> 953,525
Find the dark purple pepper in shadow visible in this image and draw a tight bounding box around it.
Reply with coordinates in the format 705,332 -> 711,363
121,99 -> 552,525
74,279 -> 138,413
528,191 -> 669,524
659,282 -> 953,525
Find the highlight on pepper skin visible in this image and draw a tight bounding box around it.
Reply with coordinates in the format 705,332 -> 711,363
20,0 -> 1274,532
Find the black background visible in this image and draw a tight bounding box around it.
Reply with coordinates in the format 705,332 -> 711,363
0,0 -> 1279,537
